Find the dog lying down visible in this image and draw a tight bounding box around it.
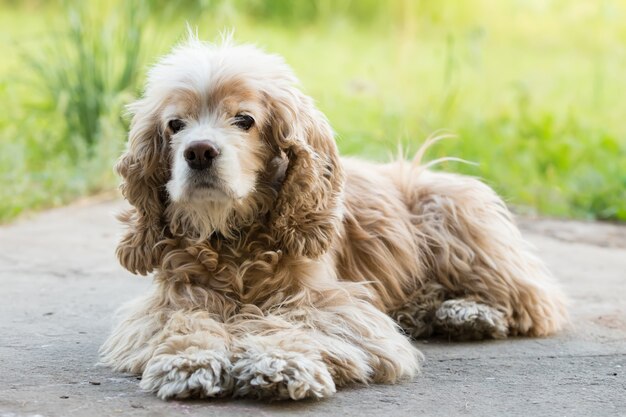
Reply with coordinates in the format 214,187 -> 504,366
100,34 -> 568,401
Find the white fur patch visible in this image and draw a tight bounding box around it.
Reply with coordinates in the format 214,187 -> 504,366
140,349 -> 233,400
434,299 -> 508,339
232,346 -> 336,400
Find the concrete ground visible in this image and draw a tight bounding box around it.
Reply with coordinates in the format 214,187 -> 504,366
1,197 -> 625,417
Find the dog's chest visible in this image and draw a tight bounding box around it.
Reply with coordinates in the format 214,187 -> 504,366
208,248 -> 298,305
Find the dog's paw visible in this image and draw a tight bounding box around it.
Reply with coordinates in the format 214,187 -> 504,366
434,299 -> 508,340
140,349 -> 233,400
231,347 -> 335,400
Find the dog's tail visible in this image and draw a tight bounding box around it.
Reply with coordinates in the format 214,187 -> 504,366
408,130 -> 477,171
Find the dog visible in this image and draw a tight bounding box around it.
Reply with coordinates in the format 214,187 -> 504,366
100,34 -> 568,401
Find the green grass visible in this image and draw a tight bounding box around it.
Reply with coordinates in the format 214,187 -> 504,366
1,0 -> 625,222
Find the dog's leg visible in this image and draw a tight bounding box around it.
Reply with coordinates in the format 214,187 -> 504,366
392,289 -> 509,340
396,170 -> 568,339
230,330 -> 337,400
138,311 -> 233,399
229,289 -> 421,400
100,295 -> 233,399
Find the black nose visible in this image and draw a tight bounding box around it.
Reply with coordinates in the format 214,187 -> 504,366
184,140 -> 220,170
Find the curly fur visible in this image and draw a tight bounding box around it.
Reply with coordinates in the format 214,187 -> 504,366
100,34 -> 568,401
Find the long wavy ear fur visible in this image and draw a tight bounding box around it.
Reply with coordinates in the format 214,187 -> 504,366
266,87 -> 345,258
115,99 -> 169,275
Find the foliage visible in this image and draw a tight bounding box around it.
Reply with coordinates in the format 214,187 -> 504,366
0,1 -> 146,220
0,0 -> 624,222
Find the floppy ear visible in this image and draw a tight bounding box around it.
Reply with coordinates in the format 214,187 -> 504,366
266,87 -> 345,258
115,100 -> 170,275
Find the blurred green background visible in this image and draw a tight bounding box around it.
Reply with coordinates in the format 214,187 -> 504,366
1,0 -> 625,223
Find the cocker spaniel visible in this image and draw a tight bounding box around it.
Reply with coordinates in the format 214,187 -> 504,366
100,35 -> 568,401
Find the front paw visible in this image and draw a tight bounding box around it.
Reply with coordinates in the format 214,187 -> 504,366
141,348 -> 233,400
231,347 -> 335,400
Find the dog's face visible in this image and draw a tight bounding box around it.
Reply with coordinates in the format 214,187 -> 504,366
137,41 -> 287,208
116,37 -> 345,275
160,74 -> 271,205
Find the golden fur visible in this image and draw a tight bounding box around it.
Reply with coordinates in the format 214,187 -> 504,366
100,36 -> 568,400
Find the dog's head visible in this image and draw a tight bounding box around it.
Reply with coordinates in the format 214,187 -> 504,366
116,36 -> 344,275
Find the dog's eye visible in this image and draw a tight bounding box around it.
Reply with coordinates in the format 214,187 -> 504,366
168,119 -> 185,134
233,114 -> 254,131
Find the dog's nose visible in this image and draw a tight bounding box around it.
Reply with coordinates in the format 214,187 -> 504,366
183,140 -> 220,170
